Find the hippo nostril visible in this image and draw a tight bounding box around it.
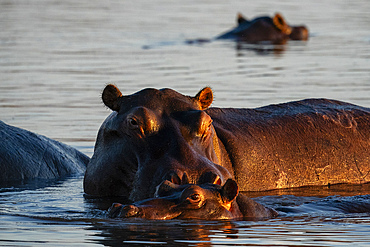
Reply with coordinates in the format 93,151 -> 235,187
171,174 -> 181,185
165,171 -> 184,185
120,205 -> 140,218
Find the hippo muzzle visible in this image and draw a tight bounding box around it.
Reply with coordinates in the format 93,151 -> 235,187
108,179 -> 242,220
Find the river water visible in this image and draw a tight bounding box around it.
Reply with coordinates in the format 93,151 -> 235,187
1,0 -> 370,246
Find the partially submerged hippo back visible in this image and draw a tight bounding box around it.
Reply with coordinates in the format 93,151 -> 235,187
0,121 -> 89,185
108,179 -> 277,220
85,85 -> 370,201
217,13 -> 309,44
207,98 -> 370,191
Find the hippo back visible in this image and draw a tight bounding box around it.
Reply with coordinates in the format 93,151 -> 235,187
207,99 -> 370,191
0,121 -> 89,185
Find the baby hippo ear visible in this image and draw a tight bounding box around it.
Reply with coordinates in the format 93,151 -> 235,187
102,84 -> 122,112
198,171 -> 222,185
222,179 -> 239,203
155,180 -> 181,197
194,87 -> 213,110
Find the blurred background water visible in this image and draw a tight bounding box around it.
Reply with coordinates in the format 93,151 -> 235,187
1,0 -> 370,246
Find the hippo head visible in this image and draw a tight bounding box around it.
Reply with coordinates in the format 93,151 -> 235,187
84,85 -> 232,201
218,13 -> 309,44
108,179 -> 242,220
270,13 -> 309,41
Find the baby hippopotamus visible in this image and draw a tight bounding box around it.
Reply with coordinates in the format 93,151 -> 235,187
108,179 -> 277,220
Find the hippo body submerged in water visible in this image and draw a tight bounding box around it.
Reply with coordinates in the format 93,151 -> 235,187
0,121 -> 89,185
185,13 -> 309,46
108,179 -> 277,220
216,13 -> 309,44
84,85 -> 370,204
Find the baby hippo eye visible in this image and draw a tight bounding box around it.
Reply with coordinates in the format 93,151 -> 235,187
189,193 -> 200,201
181,188 -> 205,209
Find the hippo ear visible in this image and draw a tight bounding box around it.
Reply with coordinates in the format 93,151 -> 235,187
102,84 -> 122,112
194,87 -> 213,110
273,13 -> 292,35
237,13 -> 248,24
222,179 -> 239,202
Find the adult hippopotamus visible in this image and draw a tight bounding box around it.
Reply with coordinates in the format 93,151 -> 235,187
84,85 -> 370,202
84,85 -> 232,201
0,121 -> 89,185
108,179 -> 277,220
216,13 -> 309,44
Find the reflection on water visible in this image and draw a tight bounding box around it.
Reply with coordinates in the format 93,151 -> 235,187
91,220 -> 240,246
1,0 -> 370,245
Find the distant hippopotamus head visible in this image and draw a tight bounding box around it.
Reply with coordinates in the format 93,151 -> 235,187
217,13 -> 309,44
108,179 -> 277,220
84,85 -> 231,201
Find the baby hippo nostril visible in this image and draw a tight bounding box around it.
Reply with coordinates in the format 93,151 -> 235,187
120,205 -> 140,218
108,203 -> 123,218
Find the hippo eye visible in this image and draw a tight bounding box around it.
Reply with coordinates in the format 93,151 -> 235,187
128,118 -> 138,127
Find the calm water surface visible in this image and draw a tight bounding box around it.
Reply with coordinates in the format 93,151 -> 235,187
1,0 -> 370,246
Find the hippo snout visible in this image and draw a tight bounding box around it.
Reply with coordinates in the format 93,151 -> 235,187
108,203 -> 140,218
290,26 -> 309,41
120,205 -> 140,218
